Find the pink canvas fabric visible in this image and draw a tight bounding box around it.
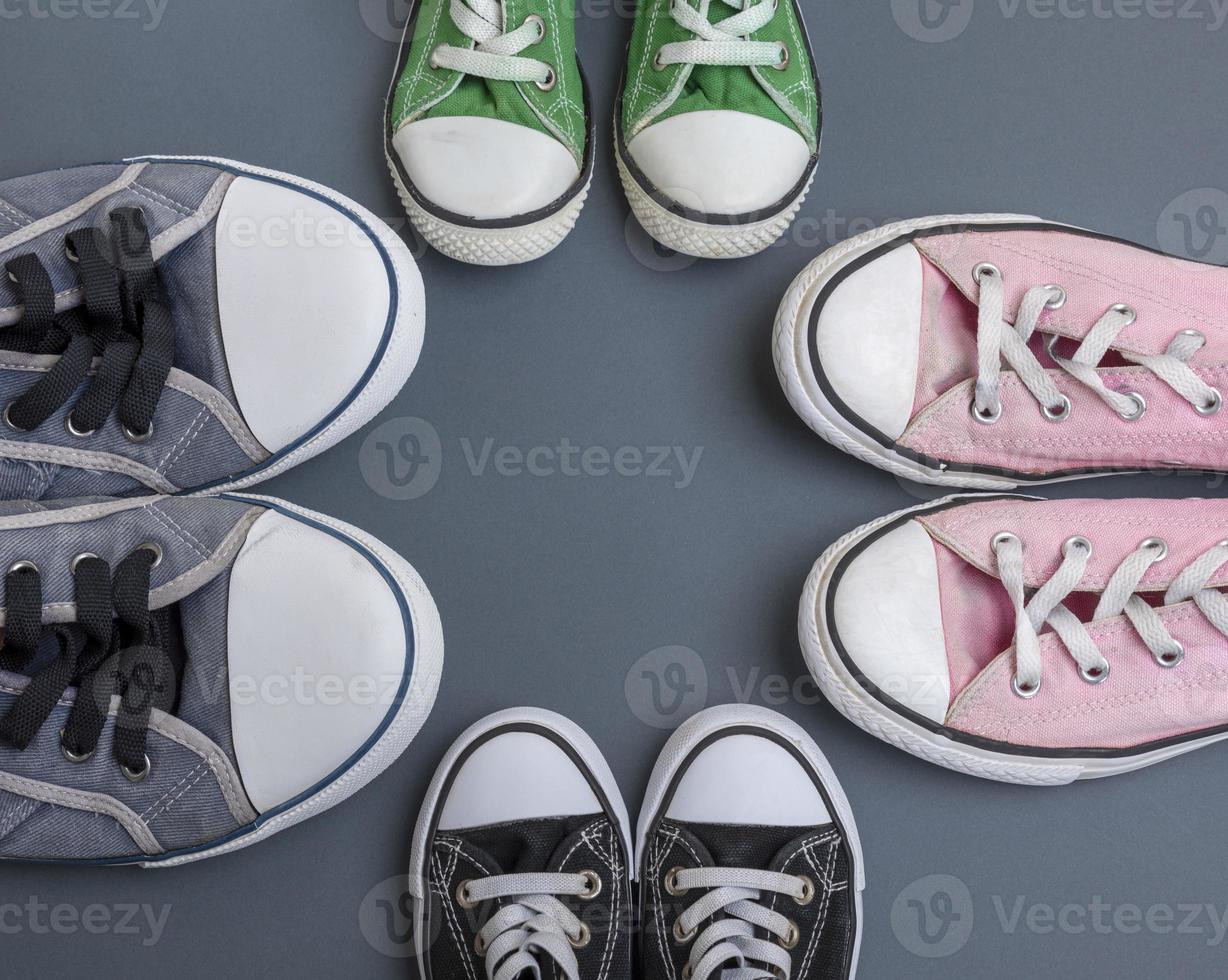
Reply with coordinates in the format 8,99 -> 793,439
896,227 -> 1228,475
915,497 -> 1228,749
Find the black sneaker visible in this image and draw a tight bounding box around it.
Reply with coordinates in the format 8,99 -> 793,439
637,705 -> 864,980
410,708 -> 633,980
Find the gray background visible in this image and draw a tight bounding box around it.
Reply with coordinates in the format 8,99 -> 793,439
3,0 -> 1228,976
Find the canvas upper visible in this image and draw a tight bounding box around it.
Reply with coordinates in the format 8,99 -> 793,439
0,158 -> 425,499
0,495 -> 442,865
793,218 -> 1228,485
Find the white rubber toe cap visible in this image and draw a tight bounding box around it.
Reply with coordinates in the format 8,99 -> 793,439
438,730 -> 601,830
215,176 -> 400,454
393,116 -> 580,221
814,243 -> 924,440
665,731 -> 831,826
626,109 -> 811,216
831,519 -> 951,724
227,510 -> 412,814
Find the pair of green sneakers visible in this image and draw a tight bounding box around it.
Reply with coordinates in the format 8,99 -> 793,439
385,0 -> 820,265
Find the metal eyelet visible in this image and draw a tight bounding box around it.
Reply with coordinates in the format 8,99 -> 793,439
3,402 -> 30,433
969,399 -> 1002,426
653,49 -> 668,70
473,933 -> 487,957
794,875 -> 814,906
60,731 -> 94,764
136,541 -> 163,567
779,919 -> 800,950
991,531 -> 1020,553
64,238 -> 80,263
1140,537 -> 1168,562
7,559 -> 38,575
771,44 -> 789,70
1042,395 -> 1072,422
1011,674 -> 1041,699
578,870 -> 602,900
121,755 -> 151,783
456,880 -> 478,909
5,269 -> 17,285
973,261 -> 1001,283
524,13 -> 545,40
1110,303 -> 1137,326
1196,389 -> 1223,417
535,65 -> 557,91
664,866 -> 688,896
123,422 -> 153,443
682,966 -> 694,980
1062,535 -> 1093,559
1179,328 -> 1207,346
1154,641 -> 1184,668
1042,284 -> 1067,310
1079,662 -> 1110,685
673,919 -> 697,944
65,414 -> 97,438
570,922 -> 591,949
1116,391 -> 1146,422
70,552 -> 99,574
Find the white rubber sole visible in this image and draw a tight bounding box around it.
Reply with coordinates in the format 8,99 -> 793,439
636,703 -> 865,979
126,155 -> 427,496
147,494 -> 444,867
615,126 -> 814,260
802,495 -> 1228,785
772,213 -> 1044,489
408,707 -> 632,976
387,147 -> 590,267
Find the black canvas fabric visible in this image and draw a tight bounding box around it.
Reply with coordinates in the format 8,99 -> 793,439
640,819 -> 855,980
424,813 -> 632,980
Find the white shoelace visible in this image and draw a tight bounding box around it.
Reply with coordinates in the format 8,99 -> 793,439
993,532 -> 1228,697
459,871 -> 599,980
668,866 -> 813,980
971,265 -> 1223,425
654,0 -> 787,70
431,0 -> 555,88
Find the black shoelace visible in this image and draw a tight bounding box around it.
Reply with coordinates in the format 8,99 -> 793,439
3,207 -> 174,442
0,546 -> 177,781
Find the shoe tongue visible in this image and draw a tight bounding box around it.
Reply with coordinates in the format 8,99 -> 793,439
669,819 -> 823,871
455,813 -> 606,876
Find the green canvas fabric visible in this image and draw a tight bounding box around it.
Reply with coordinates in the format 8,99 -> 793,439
391,0 -> 587,166
621,0 -> 818,152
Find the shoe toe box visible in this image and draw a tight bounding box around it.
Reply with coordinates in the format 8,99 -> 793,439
625,110 -> 812,216
393,116 -> 580,221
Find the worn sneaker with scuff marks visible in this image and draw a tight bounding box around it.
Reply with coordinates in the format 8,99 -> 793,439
804,494 -> 1228,784
774,215 -> 1228,487
637,705 -> 864,980
0,494 -> 442,865
386,0 -> 593,265
409,708 -> 632,980
616,0 -> 820,259
0,156 -> 425,499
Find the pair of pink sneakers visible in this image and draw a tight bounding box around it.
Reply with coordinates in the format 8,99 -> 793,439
774,216 -> 1228,784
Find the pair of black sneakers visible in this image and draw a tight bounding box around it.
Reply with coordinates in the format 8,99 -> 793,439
410,704 -> 863,980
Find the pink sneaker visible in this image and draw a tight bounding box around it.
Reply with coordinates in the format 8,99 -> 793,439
774,215 -> 1228,487
801,494 -> 1228,784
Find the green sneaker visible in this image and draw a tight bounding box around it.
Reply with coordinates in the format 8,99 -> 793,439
385,0 -> 594,265
616,0 -> 821,259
